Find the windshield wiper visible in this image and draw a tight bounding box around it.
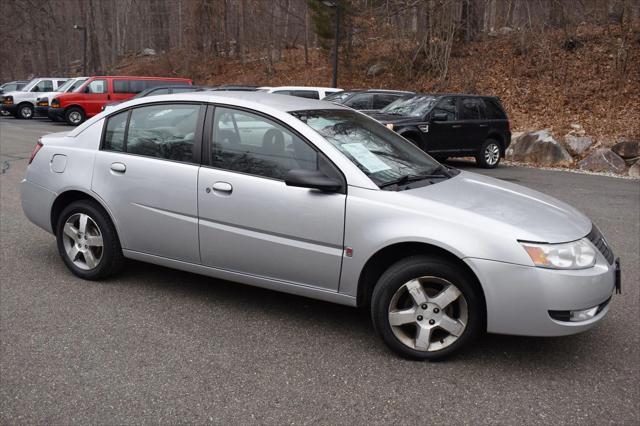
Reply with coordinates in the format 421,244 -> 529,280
379,172 -> 448,189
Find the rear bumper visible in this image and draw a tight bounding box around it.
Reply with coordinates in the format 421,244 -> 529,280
48,107 -> 65,120
21,179 -> 56,234
465,256 -> 615,336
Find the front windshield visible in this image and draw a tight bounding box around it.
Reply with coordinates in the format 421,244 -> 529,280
20,78 -> 39,92
381,95 -> 437,117
67,78 -> 88,92
291,109 -> 443,187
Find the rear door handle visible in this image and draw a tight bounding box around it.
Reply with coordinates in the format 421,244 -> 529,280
478,124 -> 489,127
211,181 -> 233,194
110,162 -> 126,173
451,124 -> 462,128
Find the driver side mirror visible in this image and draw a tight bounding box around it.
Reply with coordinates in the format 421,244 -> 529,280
285,169 -> 342,193
431,113 -> 448,122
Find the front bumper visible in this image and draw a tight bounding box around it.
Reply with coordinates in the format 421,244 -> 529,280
35,105 -> 50,117
48,107 -> 65,121
465,256 -> 616,336
1,103 -> 18,114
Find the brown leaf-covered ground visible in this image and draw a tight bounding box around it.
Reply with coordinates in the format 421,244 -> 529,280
117,24 -> 639,146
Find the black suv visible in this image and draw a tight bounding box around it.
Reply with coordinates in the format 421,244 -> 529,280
324,89 -> 413,113
368,94 -> 511,168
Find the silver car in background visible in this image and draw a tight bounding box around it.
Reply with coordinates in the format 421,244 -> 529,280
21,92 -> 620,360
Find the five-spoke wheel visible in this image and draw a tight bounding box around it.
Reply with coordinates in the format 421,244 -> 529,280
56,200 -> 124,280
371,256 -> 481,360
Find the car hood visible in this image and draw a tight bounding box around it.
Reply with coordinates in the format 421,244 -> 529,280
404,171 -> 592,243
366,112 -> 417,125
2,90 -> 26,99
36,91 -> 61,100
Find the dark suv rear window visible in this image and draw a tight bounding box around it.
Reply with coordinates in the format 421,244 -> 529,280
483,98 -> 507,119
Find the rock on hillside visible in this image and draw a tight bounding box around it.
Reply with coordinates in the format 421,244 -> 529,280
506,130 -> 573,165
578,149 -> 627,174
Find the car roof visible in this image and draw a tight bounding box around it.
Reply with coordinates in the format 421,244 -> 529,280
261,86 -> 343,91
110,91 -> 351,113
88,75 -> 191,80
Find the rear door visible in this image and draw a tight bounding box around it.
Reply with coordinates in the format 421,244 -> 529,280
92,102 -> 205,263
458,97 -> 487,151
197,106 -> 346,291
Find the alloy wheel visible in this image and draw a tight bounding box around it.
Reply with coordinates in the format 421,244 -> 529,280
20,106 -> 33,118
387,276 -> 468,352
62,213 -> 104,270
484,143 -> 500,166
68,111 -> 82,124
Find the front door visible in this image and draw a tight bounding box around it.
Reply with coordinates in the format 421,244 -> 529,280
426,96 -> 465,154
198,106 -> 346,291
91,103 -> 204,263
82,79 -> 110,117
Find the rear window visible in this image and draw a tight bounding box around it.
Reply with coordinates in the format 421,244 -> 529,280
483,98 -> 507,119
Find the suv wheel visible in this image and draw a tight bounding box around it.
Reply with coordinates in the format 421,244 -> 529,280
476,139 -> 501,168
371,256 -> 482,360
65,107 -> 86,126
56,200 -> 124,280
18,103 -> 34,119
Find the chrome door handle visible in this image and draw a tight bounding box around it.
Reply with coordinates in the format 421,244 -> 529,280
212,181 -> 233,193
110,162 -> 126,173
451,124 -> 462,128
478,124 -> 489,127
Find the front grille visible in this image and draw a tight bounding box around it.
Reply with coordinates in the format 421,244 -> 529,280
586,225 -> 614,264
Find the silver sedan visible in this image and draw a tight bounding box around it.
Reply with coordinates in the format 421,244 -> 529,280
21,92 -> 619,360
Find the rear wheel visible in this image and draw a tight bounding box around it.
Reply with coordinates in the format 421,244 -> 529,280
371,256 -> 482,360
56,200 -> 124,280
65,107 -> 86,126
476,139 -> 501,168
17,103 -> 34,119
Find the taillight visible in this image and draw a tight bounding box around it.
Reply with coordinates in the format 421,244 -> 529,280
28,140 -> 43,164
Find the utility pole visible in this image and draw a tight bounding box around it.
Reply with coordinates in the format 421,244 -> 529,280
73,24 -> 87,75
321,1 -> 341,88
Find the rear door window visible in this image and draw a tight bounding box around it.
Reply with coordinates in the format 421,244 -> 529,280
102,104 -> 202,163
459,97 -> 485,120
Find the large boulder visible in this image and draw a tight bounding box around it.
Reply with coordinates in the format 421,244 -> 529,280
628,162 -> 640,178
563,134 -> 594,156
578,148 -> 626,174
506,130 -> 573,165
611,140 -> 639,159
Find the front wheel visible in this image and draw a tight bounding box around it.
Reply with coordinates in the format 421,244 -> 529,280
371,256 -> 482,360
18,103 -> 34,119
476,139 -> 501,168
65,107 -> 86,126
56,200 -> 124,280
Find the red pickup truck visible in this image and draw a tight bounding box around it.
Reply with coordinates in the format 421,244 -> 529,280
49,75 -> 193,125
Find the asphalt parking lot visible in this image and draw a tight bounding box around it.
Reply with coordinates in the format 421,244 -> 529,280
1,117 -> 638,424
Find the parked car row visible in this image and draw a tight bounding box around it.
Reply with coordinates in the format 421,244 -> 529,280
1,75 -> 511,168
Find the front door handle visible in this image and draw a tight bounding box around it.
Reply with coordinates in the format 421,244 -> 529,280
212,181 -> 233,194
451,124 -> 462,128
110,162 -> 126,173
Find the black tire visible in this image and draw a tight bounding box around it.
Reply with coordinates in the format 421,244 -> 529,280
476,139 -> 501,169
56,200 -> 124,280
17,103 -> 34,119
64,107 -> 86,126
371,255 -> 482,360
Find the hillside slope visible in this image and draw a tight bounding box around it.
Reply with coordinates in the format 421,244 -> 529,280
116,25 -> 639,144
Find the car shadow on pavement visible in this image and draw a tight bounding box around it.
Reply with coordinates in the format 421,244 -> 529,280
115,258 -> 590,366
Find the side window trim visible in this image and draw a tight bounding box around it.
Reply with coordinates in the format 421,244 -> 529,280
201,103 -> 346,190
99,101 -> 206,165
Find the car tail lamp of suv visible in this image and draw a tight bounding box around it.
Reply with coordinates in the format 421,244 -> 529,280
29,140 -> 43,165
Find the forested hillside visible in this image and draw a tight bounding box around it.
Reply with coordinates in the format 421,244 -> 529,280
2,0 -> 639,141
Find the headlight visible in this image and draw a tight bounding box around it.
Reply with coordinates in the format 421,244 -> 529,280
2,95 -> 13,105
520,238 -> 596,270
51,98 -> 60,107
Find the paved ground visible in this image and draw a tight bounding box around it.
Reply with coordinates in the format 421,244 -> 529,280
1,117 -> 638,424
